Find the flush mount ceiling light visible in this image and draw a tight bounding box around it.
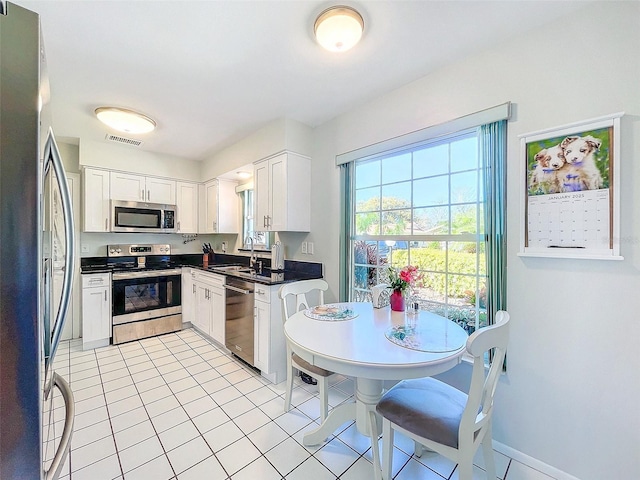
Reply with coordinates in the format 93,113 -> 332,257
94,107 -> 156,134
314,5 -> 364,52
236,171 -> 251,179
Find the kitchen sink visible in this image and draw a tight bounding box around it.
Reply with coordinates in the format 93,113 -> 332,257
210,265 -> 253,273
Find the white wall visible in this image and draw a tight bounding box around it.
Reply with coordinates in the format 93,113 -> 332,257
80,138 -> 201,181
200,117 -> 312,181
309,2 -> 640,479
78,232 -> 231,257
57,140 -> 79,173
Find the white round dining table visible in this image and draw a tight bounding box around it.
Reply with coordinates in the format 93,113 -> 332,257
284,302 -> 469,446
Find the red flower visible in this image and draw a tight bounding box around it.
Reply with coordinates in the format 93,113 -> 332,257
389,265 -> 423,292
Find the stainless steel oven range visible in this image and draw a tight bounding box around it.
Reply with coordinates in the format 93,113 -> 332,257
109,244 -> 182,344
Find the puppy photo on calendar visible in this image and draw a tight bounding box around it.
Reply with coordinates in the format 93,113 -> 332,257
559,135 -> 603,191
526,128 -> 610,196
529,145 -> 566,194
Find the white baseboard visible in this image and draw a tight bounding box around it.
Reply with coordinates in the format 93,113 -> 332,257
493,441 -> 581,480
81,338 -> 109,351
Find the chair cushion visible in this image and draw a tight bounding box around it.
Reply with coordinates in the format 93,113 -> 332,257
292,353 -> 333,377
376,377 -> 467,448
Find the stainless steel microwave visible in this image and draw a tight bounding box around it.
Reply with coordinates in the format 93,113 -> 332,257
111,200 -> 176,233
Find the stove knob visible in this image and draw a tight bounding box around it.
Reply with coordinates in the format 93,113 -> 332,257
116,248 -> 122,254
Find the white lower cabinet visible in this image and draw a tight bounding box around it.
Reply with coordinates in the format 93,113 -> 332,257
189,270 -> 226,347
253,284 -> 286,384
81,273 -> 111,350
195,282 -> 212,336
254,296 -> 270,373
210,284 -> 225,346
181,268 -> 196,326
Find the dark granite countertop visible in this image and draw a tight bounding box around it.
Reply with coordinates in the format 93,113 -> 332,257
81,253 -> 322,286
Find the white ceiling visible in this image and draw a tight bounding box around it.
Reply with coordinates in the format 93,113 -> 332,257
19,0 -> 586,162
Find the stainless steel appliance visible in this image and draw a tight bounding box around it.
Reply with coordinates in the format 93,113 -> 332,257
224,278 -> 255,365
111,200 -> 176,233
0,4 -> 75,479
109,244 -> 182,344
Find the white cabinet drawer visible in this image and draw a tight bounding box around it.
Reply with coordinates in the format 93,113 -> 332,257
254,284 -> 270,303
193,270 -> 225,286
82,273 -> 110,288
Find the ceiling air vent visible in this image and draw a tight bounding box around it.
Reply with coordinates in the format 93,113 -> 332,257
105,133 -> 143,147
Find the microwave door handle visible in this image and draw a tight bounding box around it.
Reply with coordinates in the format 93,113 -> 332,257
43,128 -> 76,370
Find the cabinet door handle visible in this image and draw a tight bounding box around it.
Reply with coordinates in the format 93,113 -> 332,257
104,290 -> 107,302
147,190 -> 150,202
193,284 -> 196,294
141,188 -> 145,200
105,218 -> 108,231
177,221 -> 181,232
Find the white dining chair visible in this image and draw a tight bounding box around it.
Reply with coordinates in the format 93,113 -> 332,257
278,279 -> 334,421
368,311 -> 511,480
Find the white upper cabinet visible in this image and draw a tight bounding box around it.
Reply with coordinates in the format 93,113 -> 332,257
109,172 -> 145,202
83,167 -> 110,232
199,179 -> 239,234
145,177 -> 176,204
110,172 -> 176,205
176,182 -> 199,234
253,152 -> 310,232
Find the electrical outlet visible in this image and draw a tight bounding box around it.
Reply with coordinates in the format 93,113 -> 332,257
301,242 -> 308,254
308,242 -> 314,255
81,244 -> 89,253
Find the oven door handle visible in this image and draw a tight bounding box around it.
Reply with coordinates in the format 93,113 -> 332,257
224,284 -> 254,295
112,268 -> 182,280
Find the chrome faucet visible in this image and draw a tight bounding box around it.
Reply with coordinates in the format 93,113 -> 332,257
246,234 -> 258,272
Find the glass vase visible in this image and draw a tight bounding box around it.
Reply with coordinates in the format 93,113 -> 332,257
390,289 -> 405,312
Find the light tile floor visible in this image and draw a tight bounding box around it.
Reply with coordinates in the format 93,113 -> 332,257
46,328 -> 554,480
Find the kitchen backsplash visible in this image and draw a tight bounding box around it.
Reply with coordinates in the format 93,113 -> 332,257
79,232 -> 238,257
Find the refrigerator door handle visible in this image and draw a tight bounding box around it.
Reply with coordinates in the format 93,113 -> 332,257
43,128 -> 75,370
42,258 -> 52,360
44,373 -> 75,480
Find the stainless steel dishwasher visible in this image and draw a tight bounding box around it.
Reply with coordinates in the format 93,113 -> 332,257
224,277 -> 255,366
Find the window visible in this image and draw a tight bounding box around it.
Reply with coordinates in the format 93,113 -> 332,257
349,129 -> 488,334
240,189 -> 268,249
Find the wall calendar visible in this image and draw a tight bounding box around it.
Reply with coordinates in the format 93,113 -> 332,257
519,113 -> 623,260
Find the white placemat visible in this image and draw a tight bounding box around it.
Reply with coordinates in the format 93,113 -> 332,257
385,324 -> 467,353
304,304 -> 358,321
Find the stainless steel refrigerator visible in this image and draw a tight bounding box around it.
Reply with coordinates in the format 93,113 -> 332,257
0,3 -> 76,479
